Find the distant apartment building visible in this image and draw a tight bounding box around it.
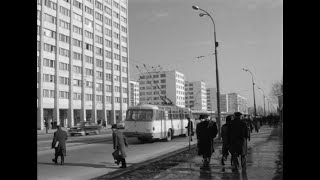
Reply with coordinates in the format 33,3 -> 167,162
185,81 -> 207,111
227,93 -> 248,114
220,94 -> 229,113
138,70 -> 185,107
129,81 -> 139,106
206,88 -> 228,113
37,0 -> 129,130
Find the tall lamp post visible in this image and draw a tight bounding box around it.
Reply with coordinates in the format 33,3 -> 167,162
257,86 -> 266,117
192,5 -> 221,139
242,68 -> 257,117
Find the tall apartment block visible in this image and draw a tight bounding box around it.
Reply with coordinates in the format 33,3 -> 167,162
185,81 -> 207,111
220,94 -> 229,113
207,88 -> 229,113
138,70 -> 185,107
37,0 -> 129,130
227,93 -> 248,114
129,80 -> 139,106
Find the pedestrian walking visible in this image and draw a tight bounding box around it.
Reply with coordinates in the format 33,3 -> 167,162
228,112 -> 249,171
185,118 -> 194,141
196,114 -> 218,170
221,115 -> 232,166
112,124 -> 128,168
51,125 -> 68,165
45,121 -> 49,133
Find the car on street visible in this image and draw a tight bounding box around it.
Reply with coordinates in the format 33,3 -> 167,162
68,122 -> 102,136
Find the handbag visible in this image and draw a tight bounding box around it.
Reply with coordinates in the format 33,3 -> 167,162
112,149 -> 121,160
55,141 -> 59,148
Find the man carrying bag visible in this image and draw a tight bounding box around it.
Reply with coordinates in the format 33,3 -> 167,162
111,124 -> 128,168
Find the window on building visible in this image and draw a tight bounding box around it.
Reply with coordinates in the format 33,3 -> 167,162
72,38 -> 82,48
73,79 -> 82,87
85,18 -> 93,28
95,35 -> 103,44
73,25 -> 82,35
59,19 -> 70,30
105,50 -> 112,59
43,43 -> 56,53
105,28 -> 112,37
43,74 -> 55,83
43,58 -> 55,68
59,34 -> 70,44
59,76 -> 69,85
96,71 -> 103,79
85,68 -> 93,76
85,55 -> 93,64
44,0 -> 57,10
73,12 -> 82,22
73,0 -> 82,10
44,13 -> 56,24
59,91 -> 70,99
96,83 -> 103,91
106,73 -> 112,81
106,62 -> 112,70
85,30 -> 93,39
85,6 -> 93,16
73,52 -> 82,61
59,47 -> 69,57
106,85 -> 112,92
43,28 -> 56,39
95,23 -> 102,32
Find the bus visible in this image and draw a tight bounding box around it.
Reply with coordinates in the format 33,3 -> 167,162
123,103 -> 193,142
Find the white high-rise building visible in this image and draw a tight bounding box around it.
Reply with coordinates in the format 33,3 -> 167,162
227,93 -> 248,114
185,81 -> 207,111
129,81 -> 139,106
138,70 -> 185,107
37,0 -> 129,130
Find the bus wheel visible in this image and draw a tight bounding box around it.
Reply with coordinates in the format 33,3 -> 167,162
166,129 -> 172,141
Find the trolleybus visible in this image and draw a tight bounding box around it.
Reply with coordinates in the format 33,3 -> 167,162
123,103 -> 193,142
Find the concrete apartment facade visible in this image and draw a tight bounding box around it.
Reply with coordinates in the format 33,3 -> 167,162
138,70 -> 185,107
227,93 -> 248,114
129,80 -> 139,106
37,0 -> 129,130
185,81 -> 207,111
206,88 -> 229,113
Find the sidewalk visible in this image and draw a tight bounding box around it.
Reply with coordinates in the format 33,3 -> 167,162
152,126 -> 282,180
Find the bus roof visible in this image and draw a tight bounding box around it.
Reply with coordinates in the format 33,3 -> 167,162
128,103 -> 159,110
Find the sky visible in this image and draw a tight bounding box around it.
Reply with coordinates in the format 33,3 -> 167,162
127,0 -> 283,111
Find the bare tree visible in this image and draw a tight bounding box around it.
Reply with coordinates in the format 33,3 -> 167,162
269,80 -> 283,103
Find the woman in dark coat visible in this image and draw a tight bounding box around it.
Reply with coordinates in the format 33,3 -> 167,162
185,118 -> 194,141
51,125 -> 68,165
112,124 -> 128,168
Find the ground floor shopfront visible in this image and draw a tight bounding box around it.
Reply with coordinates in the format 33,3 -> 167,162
37,108 -> 126,130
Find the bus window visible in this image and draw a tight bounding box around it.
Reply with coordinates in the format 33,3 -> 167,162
126,110 -> 153,121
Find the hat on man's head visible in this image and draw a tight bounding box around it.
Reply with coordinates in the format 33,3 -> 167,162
199,114 -> 209,119
111,124 -> 118,129
234,112 -> 242,117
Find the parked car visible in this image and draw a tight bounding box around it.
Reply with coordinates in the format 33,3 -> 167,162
68,122 -> 102,136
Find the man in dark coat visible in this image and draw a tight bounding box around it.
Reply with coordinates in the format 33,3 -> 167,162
196,114 -> 218,170
221,115 -> 232,166
185,118 -> 194,141
51,125 -> 68,165
45,121 -> 49,133
228,112 -> 249,170
112,124 -> 128,168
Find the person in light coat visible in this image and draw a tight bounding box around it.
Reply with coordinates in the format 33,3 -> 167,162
112,124 -> 128,168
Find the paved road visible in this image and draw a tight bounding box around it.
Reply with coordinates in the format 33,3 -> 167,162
152,126 -> 282,180
37,133 -> 197,180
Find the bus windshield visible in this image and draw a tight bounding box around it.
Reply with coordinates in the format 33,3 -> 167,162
126,110 -> 153,121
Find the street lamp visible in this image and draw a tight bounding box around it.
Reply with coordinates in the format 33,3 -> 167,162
242,68 -> 257,118
192,5 -> 222,139
257,86 -> 266,117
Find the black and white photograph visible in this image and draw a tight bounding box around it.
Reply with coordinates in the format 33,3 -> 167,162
37,0 -> 283,179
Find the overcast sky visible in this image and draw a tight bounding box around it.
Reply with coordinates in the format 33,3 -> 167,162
128,0 -> 283,110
